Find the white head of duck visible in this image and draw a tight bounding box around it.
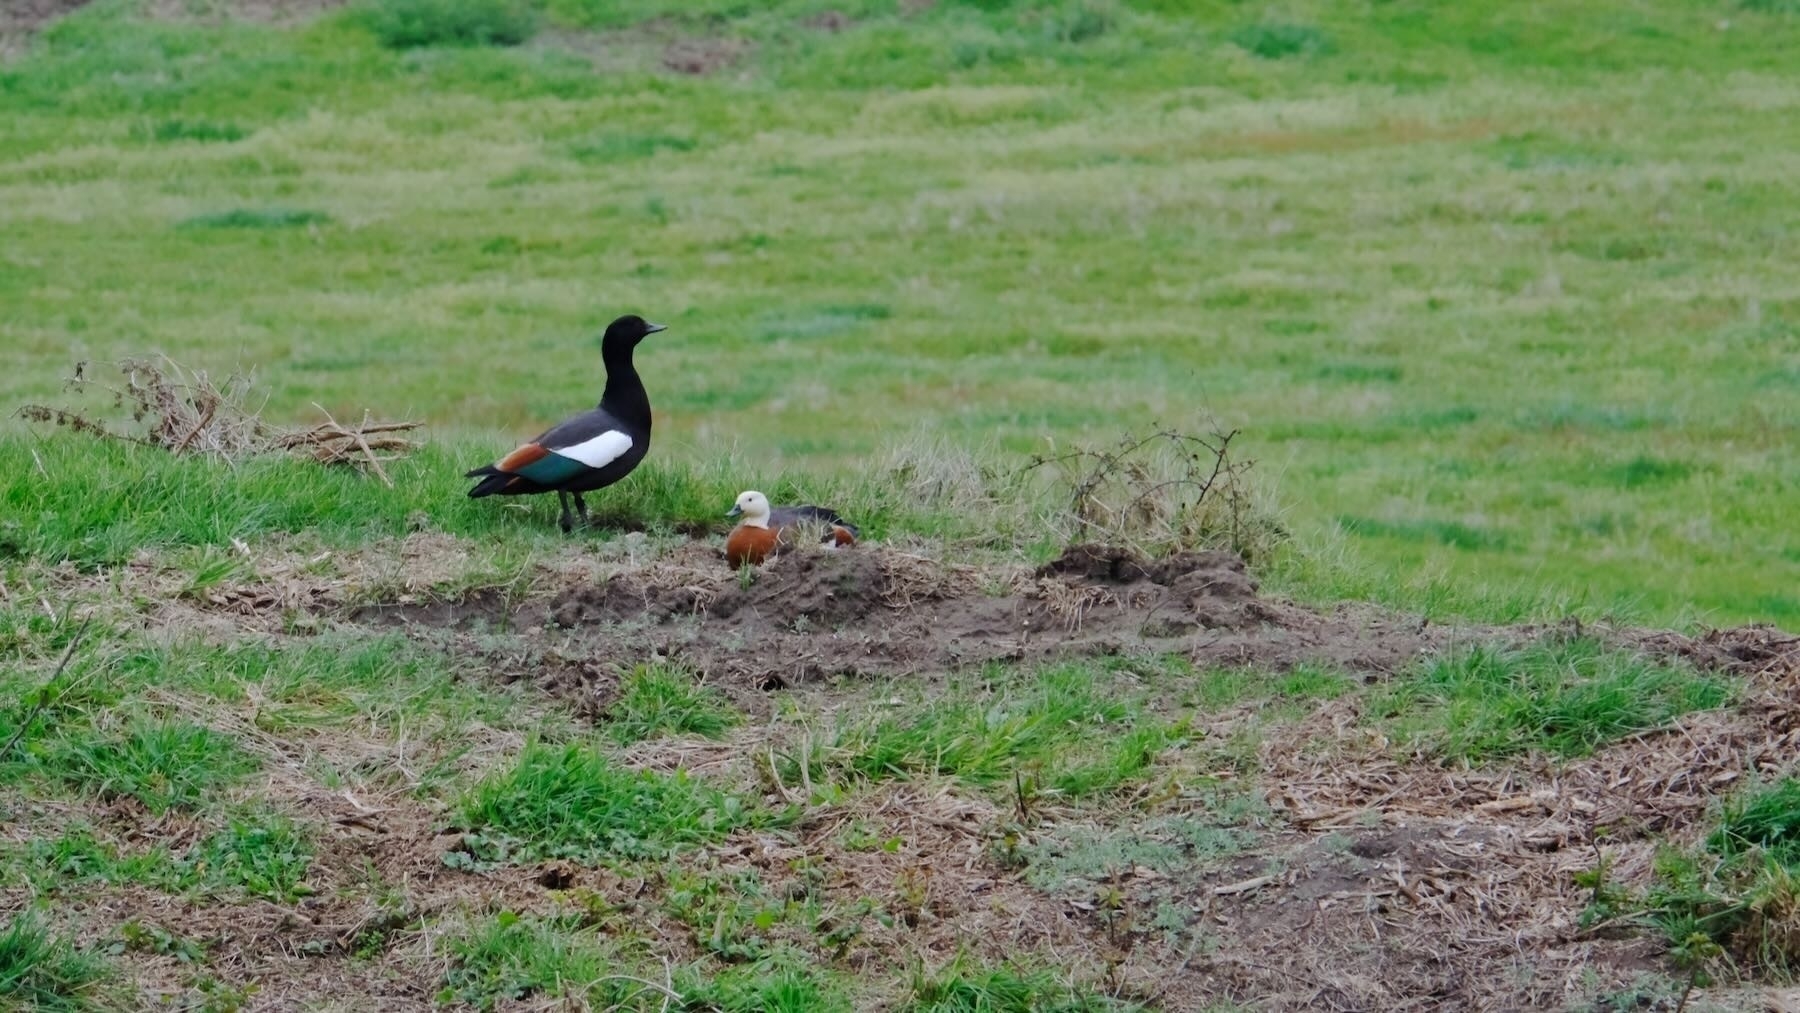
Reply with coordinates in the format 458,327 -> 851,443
727,490 -> 773,528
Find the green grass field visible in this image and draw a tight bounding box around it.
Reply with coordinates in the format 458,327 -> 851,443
3,0 -> 1797,625
4,2 -> 1800,1010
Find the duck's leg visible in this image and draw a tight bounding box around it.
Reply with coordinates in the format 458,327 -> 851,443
556,491 -> 574,534
572,492 -> 591,529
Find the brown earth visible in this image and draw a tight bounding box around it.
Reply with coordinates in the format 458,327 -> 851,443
0,0 -> 89,57
15,535 -> 1800,1010
0,0 -> 91,34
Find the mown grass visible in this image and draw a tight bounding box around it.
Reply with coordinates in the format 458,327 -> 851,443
2,0 -> 1797,626
1376,639 -> 1733,762
1,623 -> 543,801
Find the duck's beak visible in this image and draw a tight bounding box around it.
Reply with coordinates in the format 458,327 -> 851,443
645,322 -> 668,334
725,504 -> 742,518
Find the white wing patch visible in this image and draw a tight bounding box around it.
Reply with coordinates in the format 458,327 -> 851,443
556,430 -> 633,469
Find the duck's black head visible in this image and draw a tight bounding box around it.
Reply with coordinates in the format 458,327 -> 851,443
601,314 -> 667,356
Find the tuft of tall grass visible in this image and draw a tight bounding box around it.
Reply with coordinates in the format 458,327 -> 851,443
459,741 -> 759,861
352,0 -> 538,50
1375,638 -> 1732,762
44,720 -> 258,813
905,956 -> 1142,1012
177,208 -> 330,230
606,663 -> 740,745
1647,780 -> 1800,978
1228,22 -> 1332,59
812,661 -> 1185,799
0,912 -> 111,1011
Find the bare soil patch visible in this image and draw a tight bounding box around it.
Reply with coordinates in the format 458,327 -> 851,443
0,0 -> 90,58
0,0 -> 91,34
660,35 -> 749,76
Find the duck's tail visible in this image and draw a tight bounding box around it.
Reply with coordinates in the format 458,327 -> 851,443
465,465 -> 520,499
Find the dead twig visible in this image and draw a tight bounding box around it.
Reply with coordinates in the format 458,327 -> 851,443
0,617 -> 92,759
17,356 -> 423,480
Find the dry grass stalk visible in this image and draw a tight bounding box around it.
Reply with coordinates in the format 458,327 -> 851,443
16,356 -> 422,481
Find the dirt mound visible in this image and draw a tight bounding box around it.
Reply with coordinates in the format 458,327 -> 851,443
1625,623 -> 1800,681
339,544 -> 1456,701
1034,542 -> 1254,591
708,550 -> 893,627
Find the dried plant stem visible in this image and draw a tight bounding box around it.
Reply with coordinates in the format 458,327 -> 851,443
0,617 -> 92,759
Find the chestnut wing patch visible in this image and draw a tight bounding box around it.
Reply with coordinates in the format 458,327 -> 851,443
497,442 -> 551,472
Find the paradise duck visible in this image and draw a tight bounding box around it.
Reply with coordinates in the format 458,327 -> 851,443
465,314 -> 666,533
724,490 -> 859,567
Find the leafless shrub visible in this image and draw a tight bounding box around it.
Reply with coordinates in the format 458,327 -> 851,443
15,356 -> 422,485
1023,425 -> 1284,561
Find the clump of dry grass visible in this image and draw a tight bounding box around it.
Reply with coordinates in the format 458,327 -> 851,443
16,356 -> 422,485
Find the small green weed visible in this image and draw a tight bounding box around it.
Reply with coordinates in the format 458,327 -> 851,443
1710,778 -> 1800,863
1375,639 -> 1731,761
353,0 -> 537,49
1022,813 -> 1258,896
440,912 -> 604,1010
174,545 -> 253,600
0,911 -> 110,1011
114,921 -> 205,964
459,742 -> 759,861
606,662 -> 740,745
182,818 -> 314,904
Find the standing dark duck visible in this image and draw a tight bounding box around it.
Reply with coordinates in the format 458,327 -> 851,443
465,314 -> 666,533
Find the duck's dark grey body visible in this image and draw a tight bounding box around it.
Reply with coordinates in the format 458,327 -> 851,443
465,315 -> 665,532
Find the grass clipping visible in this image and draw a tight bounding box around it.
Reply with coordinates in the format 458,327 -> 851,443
16,357 -> 421,485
